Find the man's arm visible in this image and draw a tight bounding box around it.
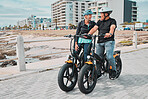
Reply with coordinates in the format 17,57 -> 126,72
88,25 -> 98,35
109,24 -> 116,35
104,24 -> 116,38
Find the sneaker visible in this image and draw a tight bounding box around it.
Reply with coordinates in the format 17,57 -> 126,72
97,74 -> 102,78
97,70 -> 102,78
109,70 -> 117,80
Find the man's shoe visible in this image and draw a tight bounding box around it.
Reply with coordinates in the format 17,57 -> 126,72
97,74 -> 102,78
109,70 -> 117,80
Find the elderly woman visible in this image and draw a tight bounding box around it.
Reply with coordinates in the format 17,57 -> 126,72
75,10 -> 96,63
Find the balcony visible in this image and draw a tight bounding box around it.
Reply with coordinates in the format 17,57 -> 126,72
75,11 -> 78,13
132,13 -> 137,16
60,16 -> 66,18
60,6 -> 66,9
132,9 -> 137,12
132,5 -> 137,8
132,16 -> 137,19
132,19 -> 137,22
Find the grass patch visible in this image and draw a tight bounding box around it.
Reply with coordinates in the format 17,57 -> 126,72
119,40 -> 133,46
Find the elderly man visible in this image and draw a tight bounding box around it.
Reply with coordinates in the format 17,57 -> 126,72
88,7 -> 117,79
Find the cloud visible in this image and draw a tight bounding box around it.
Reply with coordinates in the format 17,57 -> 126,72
0,14 -> 22,16
0,5 -> 3,8
0,0 -> 57,27
0,0 -> 147,27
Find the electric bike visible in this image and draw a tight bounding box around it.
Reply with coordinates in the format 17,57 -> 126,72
58,34 -> 122,94
78,35 -> 122,94
58,34 -> 85,92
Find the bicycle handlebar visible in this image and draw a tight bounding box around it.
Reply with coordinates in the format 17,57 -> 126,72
64,34 -> 105,38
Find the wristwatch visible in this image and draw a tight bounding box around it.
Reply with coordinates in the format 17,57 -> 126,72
109,33 -> 113,36
88,34 -> 91,36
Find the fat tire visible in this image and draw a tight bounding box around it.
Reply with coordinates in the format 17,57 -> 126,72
78,64 -> 97,94
58,64 -> 78,92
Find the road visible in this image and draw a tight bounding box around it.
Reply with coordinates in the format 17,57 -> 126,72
0,48 -> 148,99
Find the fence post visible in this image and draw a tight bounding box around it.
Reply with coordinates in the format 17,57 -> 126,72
133,31 -> 137,49
16,35 -> 26,71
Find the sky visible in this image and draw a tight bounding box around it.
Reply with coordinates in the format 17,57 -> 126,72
0,0 -> 148,27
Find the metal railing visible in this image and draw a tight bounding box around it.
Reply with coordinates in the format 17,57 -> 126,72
1,31 -> 148,72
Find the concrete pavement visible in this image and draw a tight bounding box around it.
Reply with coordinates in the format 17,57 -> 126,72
0,44 -> 148,99
0,47 -> 148,99
1,43 -> 148,81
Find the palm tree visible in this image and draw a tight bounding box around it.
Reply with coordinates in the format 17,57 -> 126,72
69,23 -> 73,29
53,18 -> 58,30
23,24 -> 27,30
29,25 -> 32,30
13,25 -> 17,30
5,26 -> 8,30
8,25 -> 11,30
18,25 -> 21,30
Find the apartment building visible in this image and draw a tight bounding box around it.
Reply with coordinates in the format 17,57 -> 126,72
51,0 -> 137,28
124,0 -> 138,22
17,15 -> 51,29
88,0 -> 137,26
51,0 -> 89,29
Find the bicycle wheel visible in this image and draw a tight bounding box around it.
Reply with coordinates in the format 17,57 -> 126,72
115,56 -> 122,78
78,64 -> 97,94
58,63 -> 78,92
77,52 -> 84,71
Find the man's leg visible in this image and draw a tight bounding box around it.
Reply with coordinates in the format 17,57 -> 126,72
105,41 -> 116,70
96,43 -> 105,77
105,41 -> 116,78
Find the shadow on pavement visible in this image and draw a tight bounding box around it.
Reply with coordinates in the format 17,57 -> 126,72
88,74 -> 148,97
66,74 -> 148,97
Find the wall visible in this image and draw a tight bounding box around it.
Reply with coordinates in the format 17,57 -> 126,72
66,2 -> 73,26
107,0 -> 124,27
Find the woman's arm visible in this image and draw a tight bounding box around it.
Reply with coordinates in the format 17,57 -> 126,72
75,22 -> 81,51
75,22 -> 81,44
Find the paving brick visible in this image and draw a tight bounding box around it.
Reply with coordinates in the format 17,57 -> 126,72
0,49 -> 148,99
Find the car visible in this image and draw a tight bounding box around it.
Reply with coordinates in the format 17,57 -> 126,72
143,28 -> 148,31
124,27 -> 130,30
135,28 -> 143,31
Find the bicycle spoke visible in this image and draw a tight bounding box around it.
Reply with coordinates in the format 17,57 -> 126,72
83,79 -> 88,84
66,79 -> 69,86
71,80 -> 74,84
63,76 -> 68,78
87,81 -> 89,89
67,68 -> 70,76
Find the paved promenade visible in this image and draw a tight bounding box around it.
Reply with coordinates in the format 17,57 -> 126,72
0,44 -> 148,99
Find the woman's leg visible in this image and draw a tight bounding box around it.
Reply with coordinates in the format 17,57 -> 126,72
83,43 -> 92,62
75,43 -> 82,63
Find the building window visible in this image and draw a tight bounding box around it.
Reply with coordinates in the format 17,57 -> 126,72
132,3 -> 136,6
82,3 -> 85,5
